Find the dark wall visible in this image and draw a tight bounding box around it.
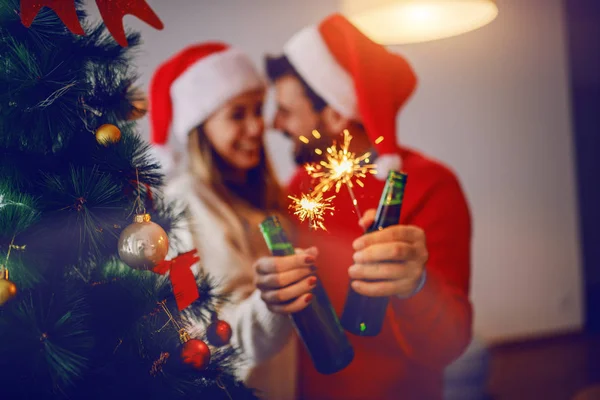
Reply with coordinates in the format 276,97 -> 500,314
564,0 -> 600,332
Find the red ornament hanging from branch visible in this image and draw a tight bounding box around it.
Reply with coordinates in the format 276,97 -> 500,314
206,318 -> 232,347
19,0 -> 164,47
179,329 -> 210,371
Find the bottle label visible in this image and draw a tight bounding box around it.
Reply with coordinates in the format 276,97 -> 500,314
260,216 -> 295,255
270,242 -> 295,256
383,173 -> 406,206
368,172 -> 407,231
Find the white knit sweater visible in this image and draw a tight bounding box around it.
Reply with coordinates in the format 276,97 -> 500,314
164,172 -> 298,400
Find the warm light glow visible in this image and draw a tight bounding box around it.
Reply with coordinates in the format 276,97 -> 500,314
341,0 -> 498,45
312,129 -> 321,139
299,135 -> 309,144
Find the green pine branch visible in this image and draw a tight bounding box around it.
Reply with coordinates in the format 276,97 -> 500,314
39,165 -> 126,263
0,0 -> 259,398
0,284 -> 94,393
0,187 -> 40,236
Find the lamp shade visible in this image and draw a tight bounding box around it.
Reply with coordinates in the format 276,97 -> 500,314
340,0 -> 498,45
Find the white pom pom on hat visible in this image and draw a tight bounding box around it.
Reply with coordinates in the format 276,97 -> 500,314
374,154 -> 403,180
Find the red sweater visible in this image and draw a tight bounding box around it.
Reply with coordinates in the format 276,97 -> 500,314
287,146 -> 473,400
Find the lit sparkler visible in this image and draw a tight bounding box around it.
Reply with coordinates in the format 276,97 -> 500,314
306,129 -> 377,220
288,191 -> 336,231
309,129 -> 377,193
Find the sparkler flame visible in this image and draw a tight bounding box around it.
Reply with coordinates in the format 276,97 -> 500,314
290,128 -> 380,224
288,191 -> 336,231
304,163 -> 320,175
308,129 -> 377,193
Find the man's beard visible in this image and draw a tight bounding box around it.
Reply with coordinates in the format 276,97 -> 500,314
283,123 -> 335,166
289,134 -> 333,166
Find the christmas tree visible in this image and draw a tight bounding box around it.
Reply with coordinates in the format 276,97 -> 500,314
0,1 -> 258,398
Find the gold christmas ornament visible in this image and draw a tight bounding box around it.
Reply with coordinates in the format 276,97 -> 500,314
95,123 -> 122,146
118,214 -> 169,270
0,268 -> 17,306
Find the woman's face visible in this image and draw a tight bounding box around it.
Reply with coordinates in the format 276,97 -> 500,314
203,89 -> 266,171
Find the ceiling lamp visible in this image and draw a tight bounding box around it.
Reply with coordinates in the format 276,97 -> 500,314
341,0 -> 498,45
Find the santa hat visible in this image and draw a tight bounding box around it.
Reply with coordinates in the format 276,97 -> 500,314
149,42 -> 265,174
282,14 -> 417,180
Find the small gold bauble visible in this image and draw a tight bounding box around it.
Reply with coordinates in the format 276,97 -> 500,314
117,214 -> 169,270
95,124 -> 122,146
0,269 -> 17,306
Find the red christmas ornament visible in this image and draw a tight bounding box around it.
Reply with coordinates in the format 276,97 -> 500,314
206,319 -> 232,347
179,329 -> 210,370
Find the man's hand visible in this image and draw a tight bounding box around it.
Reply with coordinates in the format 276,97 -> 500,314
349,209 -> 428,298
254,247 -> 319,314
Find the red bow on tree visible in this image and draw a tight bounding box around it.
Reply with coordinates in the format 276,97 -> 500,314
20,0 -> 164,47
153,250 -> 200,311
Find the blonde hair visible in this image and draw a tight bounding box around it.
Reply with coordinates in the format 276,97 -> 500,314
186,126 -> 284,214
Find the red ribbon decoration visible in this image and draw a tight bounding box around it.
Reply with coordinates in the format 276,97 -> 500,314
94,0 -> 163,47
153,250 -> 200,311
20,0 -> 85,35
19,0 -> 164,47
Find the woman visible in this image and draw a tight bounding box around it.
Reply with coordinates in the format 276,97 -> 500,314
148,43 -> 310,400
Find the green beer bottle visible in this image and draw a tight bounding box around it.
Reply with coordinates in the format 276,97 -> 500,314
259,215 -> 354,374
340,170 -> 408,336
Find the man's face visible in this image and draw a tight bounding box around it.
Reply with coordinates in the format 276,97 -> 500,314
272,75 -> 333,165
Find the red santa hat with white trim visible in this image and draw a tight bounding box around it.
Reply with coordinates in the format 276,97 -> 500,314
148,42 -> 265,174
282,14 -> 418,180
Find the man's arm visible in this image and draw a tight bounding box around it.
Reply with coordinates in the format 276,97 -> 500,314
286,166 -> 473,368
388,171 -> 473,369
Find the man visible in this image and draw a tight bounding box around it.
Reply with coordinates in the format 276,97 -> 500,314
254,13 -> 473,400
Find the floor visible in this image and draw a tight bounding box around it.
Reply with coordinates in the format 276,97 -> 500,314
487,333 -> 600,400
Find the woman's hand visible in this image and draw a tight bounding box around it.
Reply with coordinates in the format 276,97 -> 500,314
254,247 -> 319,314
